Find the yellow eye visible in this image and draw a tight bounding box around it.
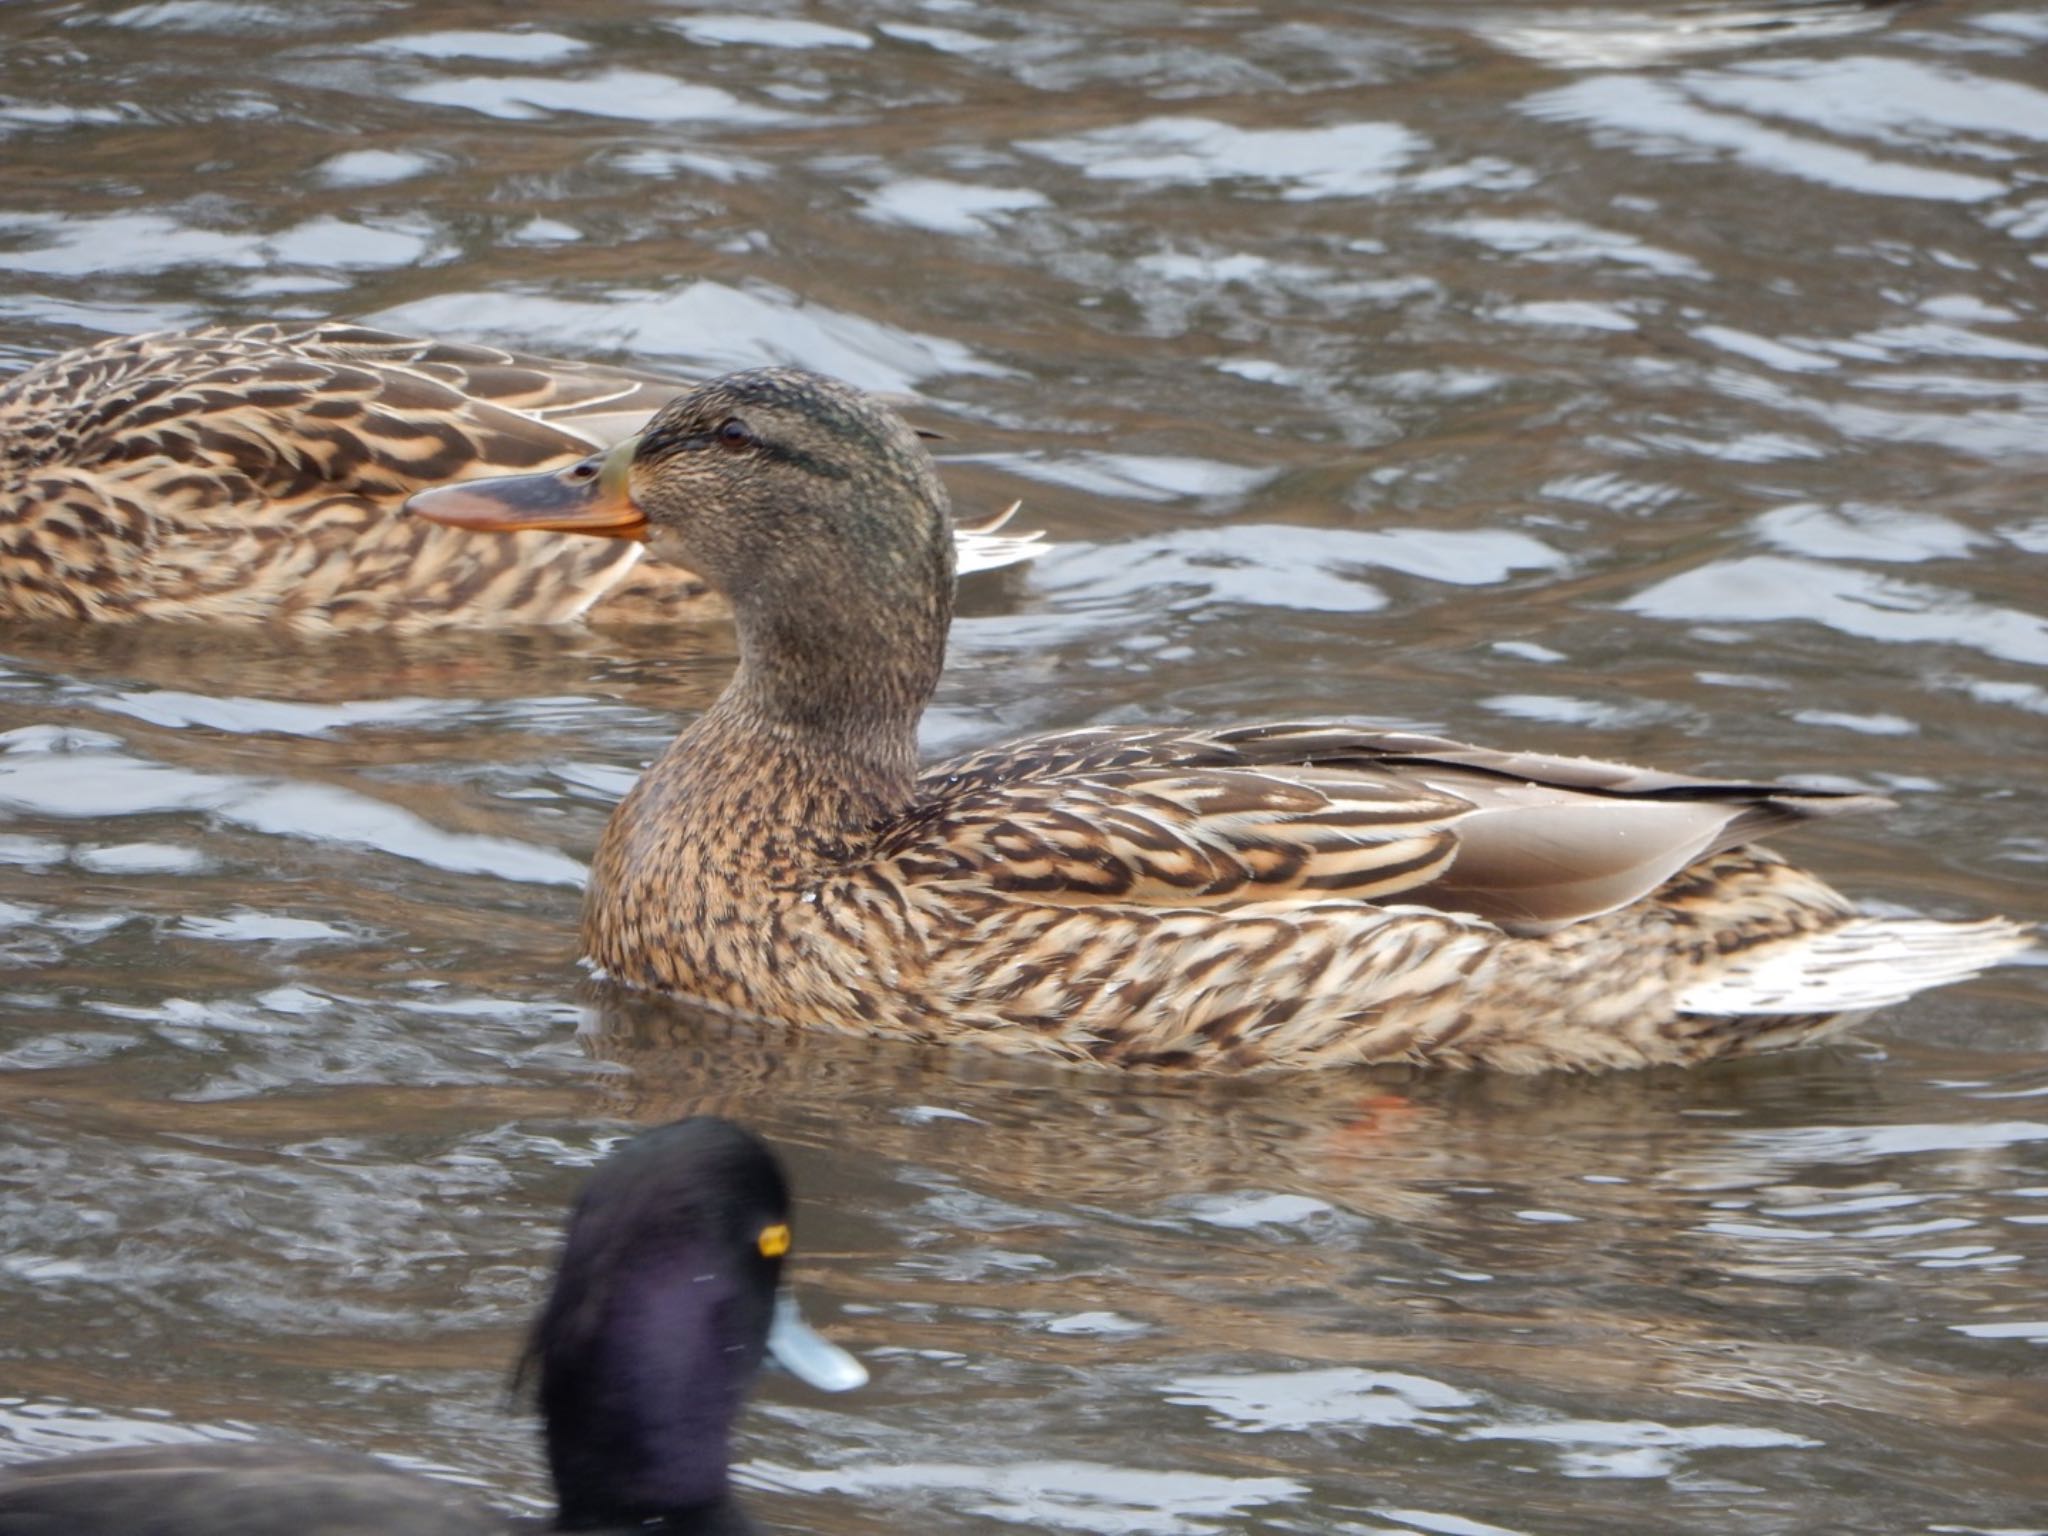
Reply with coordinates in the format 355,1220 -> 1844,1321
757,1223 -> 791,1258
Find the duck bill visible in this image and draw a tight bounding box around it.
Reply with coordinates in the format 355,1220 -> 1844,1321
405,438 -> 649,541
767,1292 -> 867,1392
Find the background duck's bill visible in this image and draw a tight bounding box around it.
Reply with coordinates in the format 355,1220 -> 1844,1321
406,461 -> 649,541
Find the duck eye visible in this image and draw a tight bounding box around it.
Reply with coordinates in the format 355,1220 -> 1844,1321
757,1222 -> 791,1258
716,417 -> 756,451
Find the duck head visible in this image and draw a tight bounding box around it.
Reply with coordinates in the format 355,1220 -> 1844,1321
530,1115 -> 863,1530
410,369 -> 957,737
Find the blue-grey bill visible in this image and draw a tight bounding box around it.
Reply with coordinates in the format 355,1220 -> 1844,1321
768,1292 -> 868,1392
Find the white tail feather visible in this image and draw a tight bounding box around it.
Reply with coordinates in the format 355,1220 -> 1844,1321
1675,917 -> 2035,1016
955,501 -> 1048,577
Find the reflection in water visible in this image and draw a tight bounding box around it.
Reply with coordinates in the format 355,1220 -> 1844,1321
1626,555 -> 2048,666
1523,73 -> 2007,203
375,282 -> 1007,393
2,0 -> 2046,1531
1472,2 -> 1909,70
1019,117 -> 1438,200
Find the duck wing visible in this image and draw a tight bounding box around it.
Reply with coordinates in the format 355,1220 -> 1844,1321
899,722 -> 1891,933
260,321 -> 683,449
29,322 -> 668,489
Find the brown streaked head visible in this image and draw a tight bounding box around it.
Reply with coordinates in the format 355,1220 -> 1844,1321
407,368 -> 956,612
419,368 -> 959,735
623,368 -> 956,608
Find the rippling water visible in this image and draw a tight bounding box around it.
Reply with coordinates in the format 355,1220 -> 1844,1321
3,2 -> 2046,1531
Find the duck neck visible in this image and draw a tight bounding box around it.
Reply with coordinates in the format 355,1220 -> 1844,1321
685,575 -> 948,828
543,1259 -> 760,1532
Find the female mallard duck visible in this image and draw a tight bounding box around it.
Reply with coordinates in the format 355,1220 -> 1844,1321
411,369 -> 2032,1074
0,1117 -> 864,1534
0,323 -> 1036,628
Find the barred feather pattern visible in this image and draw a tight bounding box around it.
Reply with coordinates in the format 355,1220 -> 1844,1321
0,324 -> 1034,629
584,714 -> 2034,1073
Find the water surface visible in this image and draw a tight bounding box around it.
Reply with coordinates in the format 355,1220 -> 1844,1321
2,2 -> 2045,1532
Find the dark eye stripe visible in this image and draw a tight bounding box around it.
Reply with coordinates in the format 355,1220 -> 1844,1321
640,424 -> 850,482
760,440 -> 850,481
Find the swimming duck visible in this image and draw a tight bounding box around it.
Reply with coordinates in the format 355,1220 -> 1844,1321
0,323 -> 1037,629
410,369 -> 2032,1074
0,1117 -> 865,1533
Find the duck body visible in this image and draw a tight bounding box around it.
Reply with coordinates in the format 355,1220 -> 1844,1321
588,710 -> 2016,1073
0,1118 -> 862,1534
0,1442 -> 506,1536
0,323 -> 1036,630
412,369 -> 2032,1074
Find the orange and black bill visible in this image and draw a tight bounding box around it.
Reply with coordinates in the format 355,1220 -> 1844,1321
405,437 -> 648,541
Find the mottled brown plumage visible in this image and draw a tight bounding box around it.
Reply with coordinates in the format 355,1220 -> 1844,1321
415,368 -> 2033,1073
0,323 -> 1037,629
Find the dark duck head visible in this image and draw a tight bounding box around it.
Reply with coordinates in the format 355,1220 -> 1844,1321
0,1116 -> 863,1535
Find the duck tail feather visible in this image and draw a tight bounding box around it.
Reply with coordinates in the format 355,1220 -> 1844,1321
1674,916 -> 2036,1016
955,501 -> 1047,576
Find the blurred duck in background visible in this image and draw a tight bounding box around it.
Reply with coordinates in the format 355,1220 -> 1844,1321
0,1116 -> 865,1534
0,323 -> 1038,629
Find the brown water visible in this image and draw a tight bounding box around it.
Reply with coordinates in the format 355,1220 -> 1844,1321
3,2 -> 2047,1531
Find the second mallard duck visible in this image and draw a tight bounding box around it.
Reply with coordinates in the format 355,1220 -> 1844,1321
411,370 -> 2031,1073
0,323 -> 1037,628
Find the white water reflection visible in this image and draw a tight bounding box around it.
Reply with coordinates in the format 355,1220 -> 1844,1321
861,178 -> 1050,236
177,912 -> 353,944
966,451 -> 1272,504
878,21 -> 998,55
1371,1510 -> 1530,1536
1465,1416 -> 1818,1480
0,1401 -> 248,1465
4,1 -> 2048,1531
72,843 -> 210,876
1480,692 -> 1676,729
1173,1191 -> 1334,1230
1691,326 -> 1839,374
1715,1120 -> 2048,1167
752,1458 -> 1306,1535
1625,555 -> 2048,666
668,15 -> 871,50
0,727 -> 585,887
1493,299 -> 1639,331
89,691 -> 468,738
1687,56 -> 2048,150
1950,1320 -> 2048,1341
401,69 -> 793,125
372,280 -> 1006,393
0,211 -> 439,277
1475,3 -> 1901,70
1524,75 -> 2005,202
0,215 -> 255,277
1021,117 -> 1438,200
376,29 -> 589,63
1436,214 -> 1705,278
1750,504 -> 1988,563
95,1 -> 332,32
1166,1368 -> 1475,1434
314,148 -> 437,188
1035,523 -> 1562,617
